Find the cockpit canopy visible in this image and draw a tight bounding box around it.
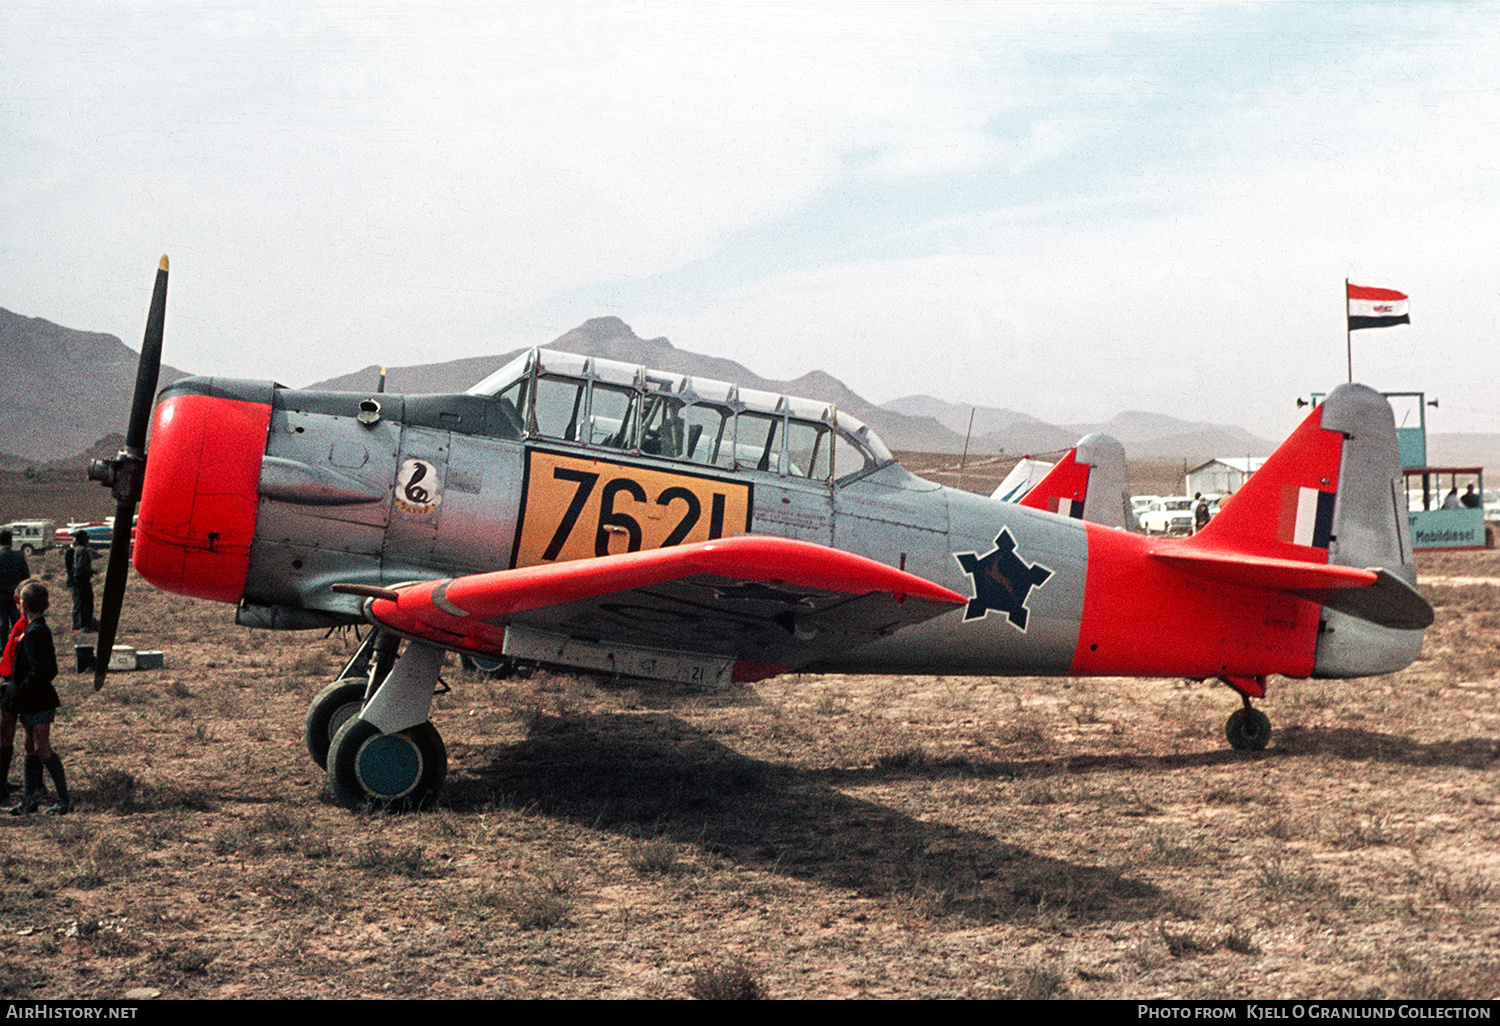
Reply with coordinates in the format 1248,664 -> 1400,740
468,348 -> 893,482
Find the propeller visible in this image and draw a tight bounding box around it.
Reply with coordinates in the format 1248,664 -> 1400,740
86,255 -> 168,690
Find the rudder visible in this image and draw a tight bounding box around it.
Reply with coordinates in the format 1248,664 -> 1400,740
1313,384 -> 1424,676
1194,384 -> 1423,676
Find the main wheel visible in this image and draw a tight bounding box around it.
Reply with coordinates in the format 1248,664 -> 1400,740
20,544 -> 33,556
327,718 -> 447,811
1225,707 -> 1271,751
459,654 -> 514,679
304,678 -> 369,770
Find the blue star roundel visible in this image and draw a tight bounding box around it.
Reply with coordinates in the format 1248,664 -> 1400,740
954,527 -> 1054,631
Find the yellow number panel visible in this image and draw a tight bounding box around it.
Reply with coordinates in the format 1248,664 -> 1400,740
513,450 -> 753,568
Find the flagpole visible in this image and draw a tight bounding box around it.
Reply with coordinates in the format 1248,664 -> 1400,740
1350,279 -> 1362,382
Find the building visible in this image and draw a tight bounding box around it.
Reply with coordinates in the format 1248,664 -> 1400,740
1184,457 -> 1266,498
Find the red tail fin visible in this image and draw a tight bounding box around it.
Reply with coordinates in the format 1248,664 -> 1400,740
1167,384 -> 1429,637
1018,448 -> 1090,517
1192,400 -> 1344,561
1016,433 -> 1132,529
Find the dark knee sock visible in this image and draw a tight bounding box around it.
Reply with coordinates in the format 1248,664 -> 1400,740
22,755 -> 43,805
42,754 -> 67,806
1,744 -> 12,782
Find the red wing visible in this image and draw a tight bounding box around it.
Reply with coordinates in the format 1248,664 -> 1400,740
346,535 -> 966,673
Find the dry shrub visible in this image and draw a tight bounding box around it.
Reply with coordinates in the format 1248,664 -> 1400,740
1146,831 -> 1206,866
349,840 -> 433,879
500,886 -> 571,931
1159,923 -> 1214,958
874,746 -> 929,770
689,958 -> 765,1000
1012,963 -> 1066,1000
92,768 -> 137,811
631,838 -> 683,876
62,833 -> 135,890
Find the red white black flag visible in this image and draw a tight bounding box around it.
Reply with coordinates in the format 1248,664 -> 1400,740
1347,283 -> 1410,331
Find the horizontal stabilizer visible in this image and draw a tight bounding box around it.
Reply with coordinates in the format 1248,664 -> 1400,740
1152,550 -> 1433,630
1151,548 -> 1376,591
1290,568 -> 1434,630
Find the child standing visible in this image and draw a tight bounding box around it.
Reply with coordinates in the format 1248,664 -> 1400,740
5,582 -> 67,815
0,579 -> 34,802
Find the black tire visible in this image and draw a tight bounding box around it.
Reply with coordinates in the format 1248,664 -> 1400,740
304,678 -> 368,770
459,654 -> 514,679
327,717 -> 446,811
1225,707 -> 1271,751
19,544 -> 33,556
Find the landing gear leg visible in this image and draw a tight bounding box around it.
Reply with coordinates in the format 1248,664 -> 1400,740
304,630 -> 403,769
327,642 -> 448,810
331,629 -> 379,687
1220,676 -> 1271,751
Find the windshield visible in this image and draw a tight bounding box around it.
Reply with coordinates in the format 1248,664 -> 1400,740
467,352 -> 532,397
465,348 -> 895,482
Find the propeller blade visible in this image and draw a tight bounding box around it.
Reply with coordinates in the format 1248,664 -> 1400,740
92,255 -> 168,689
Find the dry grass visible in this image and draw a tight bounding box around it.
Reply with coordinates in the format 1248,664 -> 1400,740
0,547 -> 1497,999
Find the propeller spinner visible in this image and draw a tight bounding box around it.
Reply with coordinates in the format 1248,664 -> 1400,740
86,255 -> 169,689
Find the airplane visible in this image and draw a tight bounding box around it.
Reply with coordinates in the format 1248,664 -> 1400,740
992,454 -> 1057,503
86,257 -> 1433,810
994,433 -> 1133,530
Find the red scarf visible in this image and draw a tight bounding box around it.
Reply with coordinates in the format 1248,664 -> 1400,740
0,616 -> 26,678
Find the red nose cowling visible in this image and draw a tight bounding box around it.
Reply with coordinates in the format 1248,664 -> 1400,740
133,393 -> 272,603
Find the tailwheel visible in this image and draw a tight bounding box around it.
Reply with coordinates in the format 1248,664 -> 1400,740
327,718 -> 447,811
304,678 -> 369,770
1225,706 -> 1271,751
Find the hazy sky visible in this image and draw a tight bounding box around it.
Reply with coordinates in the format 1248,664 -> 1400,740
3,1 -> 1496,440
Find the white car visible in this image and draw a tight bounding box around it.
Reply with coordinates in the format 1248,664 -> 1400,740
1139,497 -> 1196,536
0,520 -> 56,555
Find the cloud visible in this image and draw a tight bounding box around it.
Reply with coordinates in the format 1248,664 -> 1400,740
3,2 -> 1498,441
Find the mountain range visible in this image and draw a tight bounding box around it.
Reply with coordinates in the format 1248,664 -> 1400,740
0,307 -> 187,463
4,306 -> 1496,472
309,316 -> 1285,460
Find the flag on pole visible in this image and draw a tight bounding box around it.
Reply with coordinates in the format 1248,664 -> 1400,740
1347,283 -> 1410,331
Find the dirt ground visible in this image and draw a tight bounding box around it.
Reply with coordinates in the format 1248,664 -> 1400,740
1,477 -> 1497,999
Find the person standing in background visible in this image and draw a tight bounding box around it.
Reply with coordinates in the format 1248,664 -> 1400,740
0,530 -> 29,637
69,530 -> 98,633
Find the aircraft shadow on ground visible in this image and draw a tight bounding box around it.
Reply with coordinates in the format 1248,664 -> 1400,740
806,723 -> 1500,788
448,710 -> 1182,926
725,725 -> 1500,818
1268,724 -> 1500,768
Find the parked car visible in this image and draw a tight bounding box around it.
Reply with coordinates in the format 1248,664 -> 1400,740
1139,497 -> 1196,536
1130,495 -> 1161,519
56,522 -> 113,549
0,520 -> 57,555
